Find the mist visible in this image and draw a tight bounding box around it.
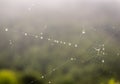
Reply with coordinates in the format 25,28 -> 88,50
1,0 -> 120,25
0,0 -> 120,84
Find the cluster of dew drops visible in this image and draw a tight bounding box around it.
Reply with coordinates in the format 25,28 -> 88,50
3,27 -> 88,83
3,1 -> 113,77
94,44 -> 106,63
4,24 -> 120,84
2,2 -> 120,83
3,26 -> 108,84
2,2 -> 115,83
5,28 -> 80,48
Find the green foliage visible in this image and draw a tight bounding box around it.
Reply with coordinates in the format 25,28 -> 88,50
0,70 -> 18,84
108,78 -> 116,84
0,18 -> 120,84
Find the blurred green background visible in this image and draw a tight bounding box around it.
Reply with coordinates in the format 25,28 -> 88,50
0,0 -> 120,84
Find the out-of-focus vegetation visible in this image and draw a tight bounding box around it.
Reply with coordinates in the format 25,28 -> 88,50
0,70 -> 18,84
0,0 -> 120,84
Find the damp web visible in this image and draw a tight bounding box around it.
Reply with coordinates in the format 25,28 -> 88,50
0,26 -> 109,84
0,0 -> 120,84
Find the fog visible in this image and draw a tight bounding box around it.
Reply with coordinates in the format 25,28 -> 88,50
1,0 -> 120,25
0,1 -> 120,84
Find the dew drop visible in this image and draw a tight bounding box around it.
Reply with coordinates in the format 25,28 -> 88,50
68,43 -> 72,46
5,28 -> 8,32
94,48 -> 100,52
70,58 -> 74,61
48,81 -> 51,84
75,44 -> 78,47
40,36 -> 43,39
41,76 -> 44,79
63,42 -> 66,44
103,52 -> 105,55
56,40 -> 59,43
48,38 -> 51,41
82,30 -> 85,34
24,33 -> 28,36
102,60 -> 104,63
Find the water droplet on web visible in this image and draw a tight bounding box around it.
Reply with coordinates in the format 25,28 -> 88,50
24,33 -> 28,36
94,48 -> 100,52
5,28 -> 8,32
48,81 -> 51,84
70,58 -> 74,61
102,60 -> 104,63
75,44 -> 78,47
70,57 -> 76,61
82,30 -> 85,34
40,36 -> 43,39
63,42 -> 66,44
68,43 -> 72,46
48,38 -> 51,41
94,48 -> 101,55
102,48 -> 105,51
41,76 -> 44,79
56,40 -> 59,43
